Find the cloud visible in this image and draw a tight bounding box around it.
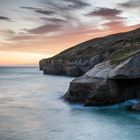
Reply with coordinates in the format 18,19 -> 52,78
87,8 -> 123,20
25,24 -> 62,34
41,0 -> 89,11
21,6 -> 37,10
0,16 -> 11,21
63,0 -> 90,9
102,21 -> 140,33
119,0 -> 140,8
0,29 -> 15,40
103,21 -> 125,28
35,9 -> 54,15
19,1 -> 91,38
10,35 -> 36,41
21,6 -> 55,15
37,0 -> 90,28
40,17 -> 66,23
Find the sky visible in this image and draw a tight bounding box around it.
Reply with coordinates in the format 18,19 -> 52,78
0,0 -> 140,65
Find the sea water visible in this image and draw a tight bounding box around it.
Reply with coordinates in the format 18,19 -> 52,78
0,67 -> 140,140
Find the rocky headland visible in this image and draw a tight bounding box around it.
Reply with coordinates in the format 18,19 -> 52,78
40,28 -> 140,111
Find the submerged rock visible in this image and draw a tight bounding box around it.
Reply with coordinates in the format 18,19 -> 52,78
130,103 -> 140,111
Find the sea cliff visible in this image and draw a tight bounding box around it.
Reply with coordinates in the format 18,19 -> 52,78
40,28 -> 140,110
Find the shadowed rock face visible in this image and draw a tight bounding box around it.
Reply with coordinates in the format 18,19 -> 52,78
39,54 -> 103,76
40,28 -> 140,106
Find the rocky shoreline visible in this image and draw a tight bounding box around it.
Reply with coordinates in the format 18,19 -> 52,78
64,54 -> 140,106
40,28 -> 140,111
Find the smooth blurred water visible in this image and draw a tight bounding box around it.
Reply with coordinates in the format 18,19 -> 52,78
0,67 -> 140,140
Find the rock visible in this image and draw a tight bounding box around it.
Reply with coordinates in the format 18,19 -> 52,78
64,62 -> 114,105
129,103 -> 140,111
64,75 -> 105,103
109,53 -> 140,79
64,53 -> 140,106
39,59 -> 46,70
89,54 -> 104,68
39,27 -> 140,106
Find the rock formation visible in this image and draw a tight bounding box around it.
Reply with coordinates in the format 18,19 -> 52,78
65,54 -> 140,106
40,27 -> 140,108
130,103 -> 140,111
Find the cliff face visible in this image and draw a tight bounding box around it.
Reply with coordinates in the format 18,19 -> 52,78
39,52 -> 103,76
64,54 -> 140,106
40,28 -> 140,76
40,28 -> 140,108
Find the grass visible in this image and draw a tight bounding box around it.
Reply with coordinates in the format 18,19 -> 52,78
111,49 -> 140,64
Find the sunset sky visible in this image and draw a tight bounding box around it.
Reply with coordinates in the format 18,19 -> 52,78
0,0 -> 140,65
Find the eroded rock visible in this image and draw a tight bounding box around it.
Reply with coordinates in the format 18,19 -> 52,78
64,54 -> 140,106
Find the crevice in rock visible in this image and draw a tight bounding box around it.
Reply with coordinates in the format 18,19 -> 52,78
108,78 -> 140,101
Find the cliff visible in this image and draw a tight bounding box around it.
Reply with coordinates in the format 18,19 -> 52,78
64,54 -> 140,106
40,28 -> 140,110
40,28 -> 140,76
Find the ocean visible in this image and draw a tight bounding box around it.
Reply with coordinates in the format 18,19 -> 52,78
0,67 -> 140,140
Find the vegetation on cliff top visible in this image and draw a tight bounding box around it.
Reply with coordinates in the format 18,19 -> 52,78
45,28 -> 140,64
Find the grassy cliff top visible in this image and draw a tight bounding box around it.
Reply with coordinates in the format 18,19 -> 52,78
44,28 -> 140,64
